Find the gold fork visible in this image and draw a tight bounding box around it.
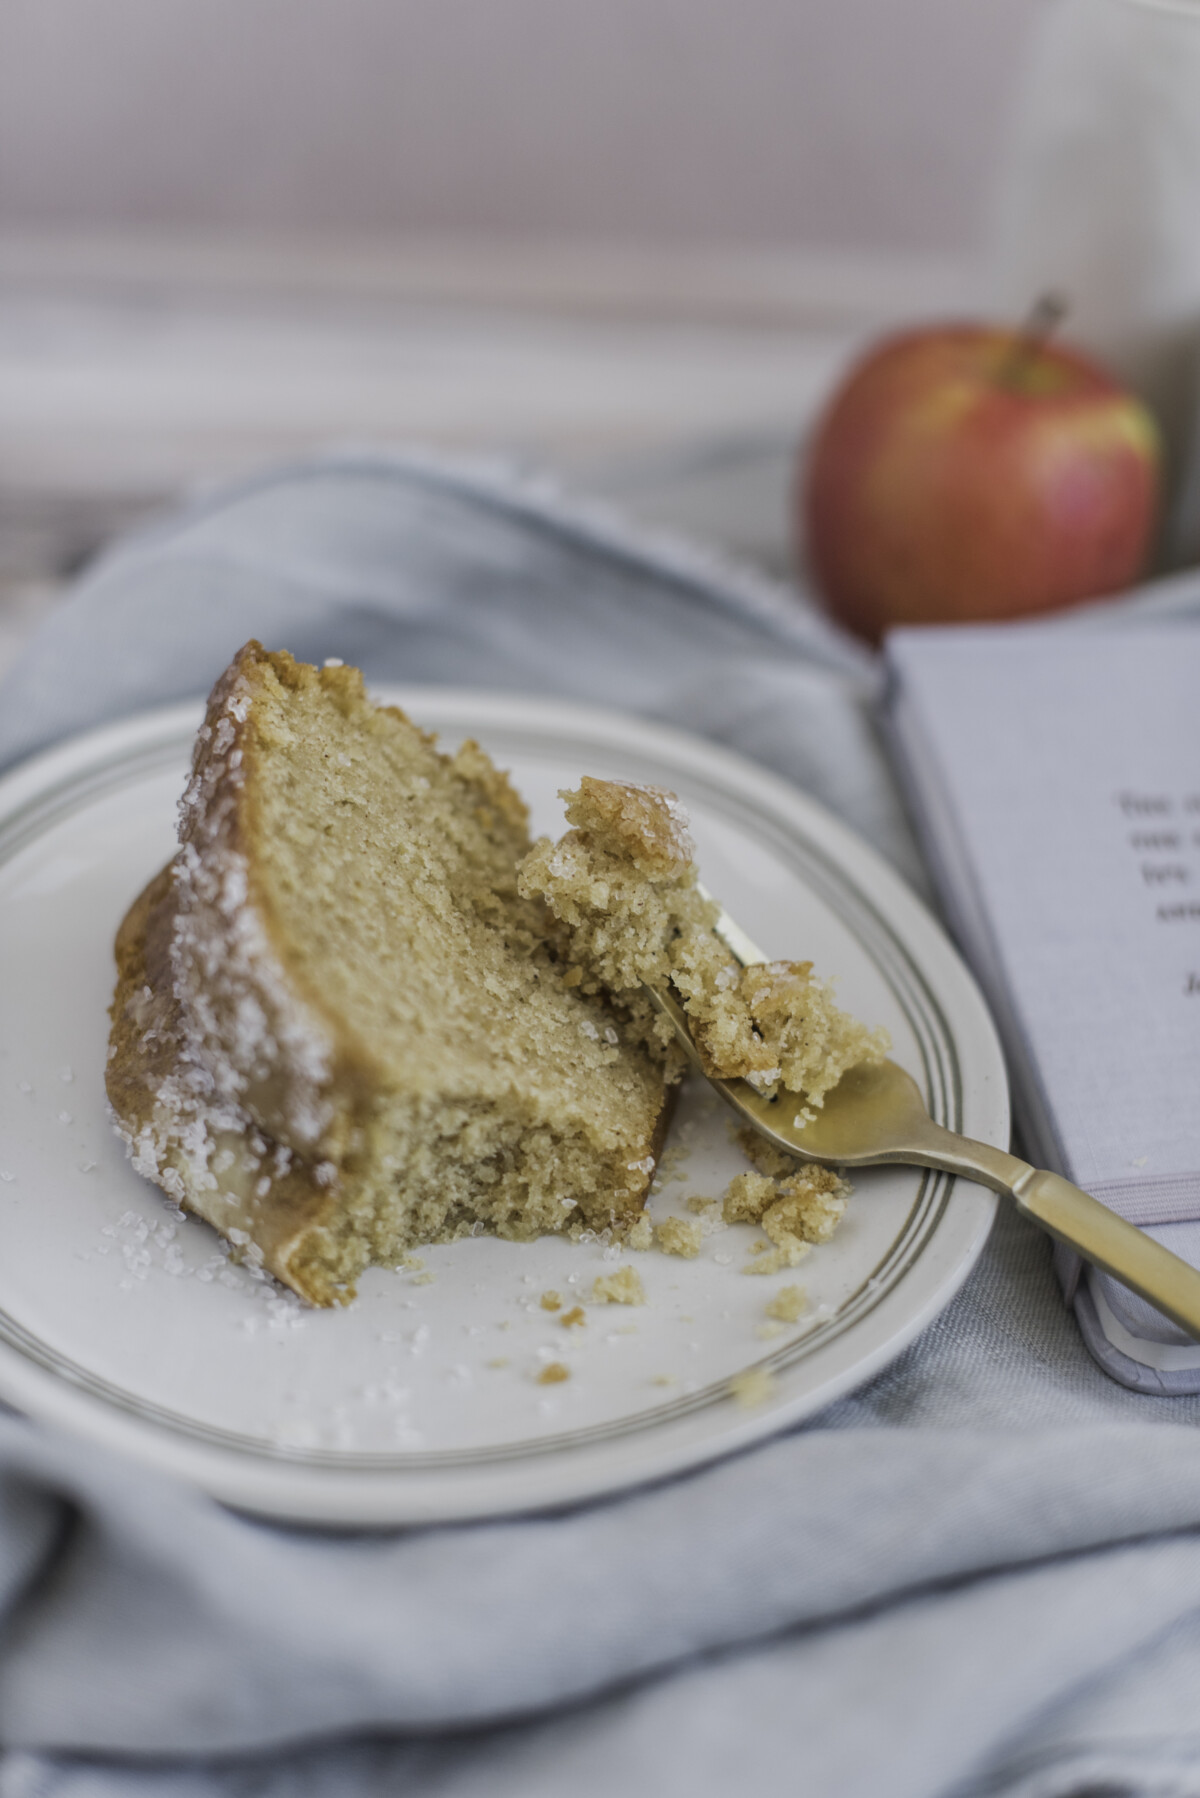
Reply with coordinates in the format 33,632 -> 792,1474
644,889 -> 1200,1342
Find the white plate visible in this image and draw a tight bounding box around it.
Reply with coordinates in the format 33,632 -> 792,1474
0,691 -> 1007,1524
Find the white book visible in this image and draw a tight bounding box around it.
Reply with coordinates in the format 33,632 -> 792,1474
885,622 -> 1200,1390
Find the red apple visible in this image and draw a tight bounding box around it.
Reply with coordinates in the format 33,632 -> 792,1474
801,323 -> 1162,643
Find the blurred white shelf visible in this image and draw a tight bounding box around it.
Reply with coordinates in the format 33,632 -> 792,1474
0,231 -> 979,674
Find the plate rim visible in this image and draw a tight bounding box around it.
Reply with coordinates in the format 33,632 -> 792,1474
0,688 -> 1008,1522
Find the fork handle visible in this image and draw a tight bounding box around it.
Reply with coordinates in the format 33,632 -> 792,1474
907,1122 -> 1200,1342
1006,1166 -> 1200,1341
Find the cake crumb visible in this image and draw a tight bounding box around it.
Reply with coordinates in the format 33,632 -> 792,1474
724,1162 -> 849,1252
729,1367 -> 775,1408
486,1356 -> 510,1369
733,1127 -> 796,1180
411,1271 -> 435,1286
650,1373 -> 678,1387
560,1305 -> 586,1328
685,1196 -> 719,1218
756,1321 -> 783,1340
539,1290 -> 563,1311
723,1171 -> 776,1225
592,1266 -> 645,1306
766,1284 -> 808,1323
626,1213 -> 654,1251
655,1217 -> 703,1259
764,1167 -> 850,1246
743,1240 -> 810,1273
536,1362 -> 570,1384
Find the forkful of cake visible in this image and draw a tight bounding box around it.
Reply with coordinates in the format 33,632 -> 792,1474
642,887 -> 1200,1345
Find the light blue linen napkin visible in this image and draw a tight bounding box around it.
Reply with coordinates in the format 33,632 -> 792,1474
1,451 -> 1200,1798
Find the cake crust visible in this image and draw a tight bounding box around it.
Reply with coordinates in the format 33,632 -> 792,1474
107,862 -> 350,1302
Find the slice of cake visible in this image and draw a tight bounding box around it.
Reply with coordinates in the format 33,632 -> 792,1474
109,650 -> 887,1308
518,776 -> 889,1108
107,645 -> 670,1305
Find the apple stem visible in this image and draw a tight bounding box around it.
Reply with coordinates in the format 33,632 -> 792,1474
998,292 -> 1069,388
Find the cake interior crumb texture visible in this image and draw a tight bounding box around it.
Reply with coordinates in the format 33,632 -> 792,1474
108,647 -> 884,1308
655,1217 -> 704,1259
107,644 -> 668,1306
591,1266 -> 646,1306
766,1285 -> 808,1324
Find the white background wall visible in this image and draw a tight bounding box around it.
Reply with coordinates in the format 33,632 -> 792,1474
0,0 -> 1050,254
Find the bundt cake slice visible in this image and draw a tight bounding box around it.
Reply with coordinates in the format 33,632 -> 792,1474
107,644 -> 669,1305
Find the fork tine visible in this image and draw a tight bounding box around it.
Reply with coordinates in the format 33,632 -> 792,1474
642,984 -> 706,1075
695,881 -> 769,969
643,979 -> 831,1164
